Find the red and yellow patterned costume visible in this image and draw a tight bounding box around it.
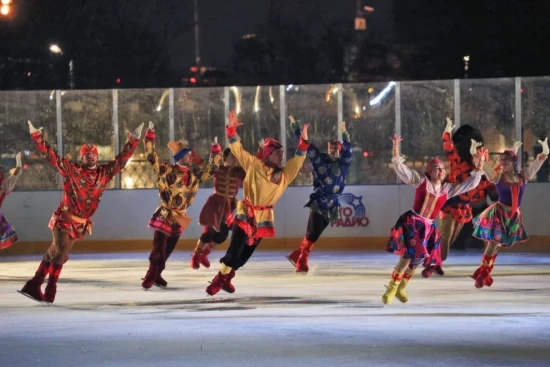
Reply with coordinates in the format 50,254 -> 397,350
30,132 -> 139,239
440,131 -> 494,223
0,164 -> 21,250
141,127 -> 222,289
20,123 -> 140,304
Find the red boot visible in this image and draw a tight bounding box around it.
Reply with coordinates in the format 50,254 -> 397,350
222,269 -> 236,294
19,260 -> 50,302
190,244 -> 209,269
206,271 -> 231,296
155,264 -> 168,288
44,263 -> 63,304
286,250 -> 300,267
141,264 -> 160,289
472,254 -> 497,288
295,238 -> 314,274
421,265 -> 436,278
199,245 -> 212,269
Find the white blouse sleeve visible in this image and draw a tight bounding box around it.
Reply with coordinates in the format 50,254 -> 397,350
445,170 -> 484,198
392,156 -> 423,188
521,157 -> 546,180
1,172 -> 20,195
482,163 -> 501,184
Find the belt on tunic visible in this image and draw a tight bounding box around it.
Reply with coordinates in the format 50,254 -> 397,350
243,198 -> 273,211
61,209 -> 93,234
214,191 -> 236,199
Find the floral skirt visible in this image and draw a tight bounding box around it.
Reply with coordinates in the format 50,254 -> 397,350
386,210 -> 440,266
0,211 -> 18,250
472,203 -> 528,247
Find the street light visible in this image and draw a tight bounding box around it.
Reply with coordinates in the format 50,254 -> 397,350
463,55 -> 470,78
49,44 -> 63,54
49,44 -> 74,89
1,0 -> 11,16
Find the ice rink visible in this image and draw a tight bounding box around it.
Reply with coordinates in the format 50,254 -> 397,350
1,250 -> 549,367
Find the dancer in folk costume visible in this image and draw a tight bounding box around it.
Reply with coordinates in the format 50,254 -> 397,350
190,146 -> 245,269
20,120 -> 142,303
382,133 -> 485,305
0,153 -> 23,250
205,110 -> 310,296
471,138 -> 549,289
141,122 -> 222,289
286,116 -> 352,274
422,118 -> 496,278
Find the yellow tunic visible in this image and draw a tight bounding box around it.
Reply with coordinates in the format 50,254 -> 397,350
228,132 -> 309,238
145,137 -> 222,236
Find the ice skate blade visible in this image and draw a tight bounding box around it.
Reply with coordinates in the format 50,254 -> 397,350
17,290 -> 47,305
141,278 -> 166,289
285,255 -> 296,267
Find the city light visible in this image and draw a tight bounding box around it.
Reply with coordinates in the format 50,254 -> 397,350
49,44 -> 63,54
0,5 -> 10,15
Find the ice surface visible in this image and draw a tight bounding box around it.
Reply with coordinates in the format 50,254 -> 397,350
1,251 -> 550,367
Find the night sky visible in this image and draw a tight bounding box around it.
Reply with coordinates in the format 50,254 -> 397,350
132,0 -> 393,72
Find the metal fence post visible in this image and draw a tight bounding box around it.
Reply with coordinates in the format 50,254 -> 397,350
395,82 -> 401,184
224,87 -> 230,147
515,77 -> 523,167
56,90 -> 63,190
337,83 -> 343,141
112,89 -> 121,189
279,85 -> 287,162
169,88 -> 175,164
454,79 -> 461,127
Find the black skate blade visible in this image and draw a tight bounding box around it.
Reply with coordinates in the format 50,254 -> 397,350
285,255 -> 296,267
17,290 -> 47,305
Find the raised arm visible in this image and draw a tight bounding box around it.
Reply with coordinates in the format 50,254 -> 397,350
390,134 -> 422,187
442,118 -> 459,162
522,137 -> 549,180
339,122 -> 353,169
0,153 -> 22,194
282,123 -> 311,186
143,122 -> 164,173
192,141 -> 223,184
28,120 -> 74,177
226,110 -> 256,171
101,123 -> 142,180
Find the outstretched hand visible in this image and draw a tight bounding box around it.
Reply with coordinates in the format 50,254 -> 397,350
148,121 -> 155,131
339,122 -> 346,133
538,137 -> 549,155
390,133 -> 402,157
27,120 -> 43,134
228,110 -> 243,128
301,123 -> 310,141
15,152 -> 22,168
470,139 -> 483,156
444,117 -> 455,134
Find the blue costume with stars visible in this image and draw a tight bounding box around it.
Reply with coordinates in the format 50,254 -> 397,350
291,123 -> 352,221
286,121 -> 353,273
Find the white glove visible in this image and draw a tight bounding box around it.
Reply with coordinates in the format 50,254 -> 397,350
27,120 -> 43,134
258,139 -> 265,148
15,152 -> 22,168
513,141 -> 523,154
444,117 -> 455,134
148,121 -> 154,131
288,115 -> 296,124
470,139 -> 482,155
129,123 -> 145,139
537,137 -> 549,155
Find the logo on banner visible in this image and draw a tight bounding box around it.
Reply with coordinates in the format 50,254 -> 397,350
331,193 -> 369,227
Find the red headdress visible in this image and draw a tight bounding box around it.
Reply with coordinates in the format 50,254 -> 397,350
425,158 -> 443,179
80,144 -> 98,157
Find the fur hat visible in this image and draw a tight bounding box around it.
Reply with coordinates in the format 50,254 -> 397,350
167,140 -> 192,161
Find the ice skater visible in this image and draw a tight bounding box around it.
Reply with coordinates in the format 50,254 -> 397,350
0,152 -> 23,250
285,116 -> 352,274
471,138 -> 549,288
20,120 -> 142,303
141,122 -> 222,289
382,132 -> 485,306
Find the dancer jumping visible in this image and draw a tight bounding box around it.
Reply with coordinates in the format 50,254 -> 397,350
422,118 -> 495,278
20,120 -> 142,303
286,116 -> 352,274
471,138 -> 548,288
382,132 -> 485,306
205,110 -> 310,296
